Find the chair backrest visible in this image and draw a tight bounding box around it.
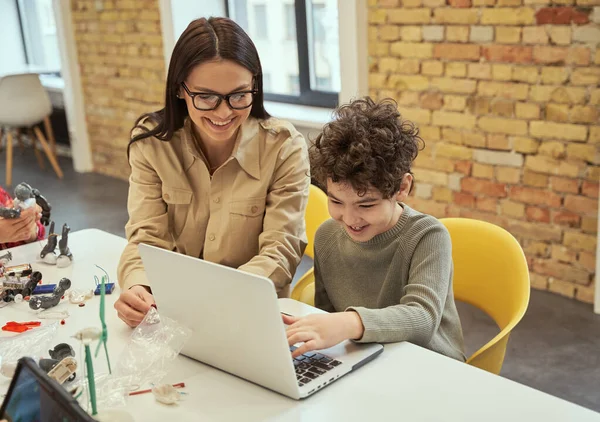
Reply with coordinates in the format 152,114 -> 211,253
0,73 -> 52,127
304,184 -> 330,259
440,218 -> 530,330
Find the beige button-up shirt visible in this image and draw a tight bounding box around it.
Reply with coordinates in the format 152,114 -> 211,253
117,116 -> 310,296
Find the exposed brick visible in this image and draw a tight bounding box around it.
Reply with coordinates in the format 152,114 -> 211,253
553,211 -> 582,227
525,155 -> 584,177
473,149 -> 524,167
510,186 -> 562,207
496,27 -> 522,44
481,8 -> 536,24
498,0 -> 523,5
454,191 -> 476,208
552,245 -> 578,264
414,155 -> 455,172
408,198 -> 448,217
523,26 -> 549,44
490,100 -> 515,118
388,8 -> 432,24
445,62 -> 468,78
574,26 -> 600,43
419,125 -> 442,141
415,169 -> 449,186
390,74 -> 430,90
434,43 -> 481,61
526,241 -> 551,258
582,181 -> 599,198
454,160 -> 473,175
398,107 -> 433,124
546,104 -> 570,122
514,137 -> 540,154
565,194 -> 598,215
571,68 -> 600,85
530,121 -> 588,141
433,111 -> 477,129
515,102 -> 540,119
535,260 -> 590,284
576,284 -> 595,304
379,25 -> 400,41
448,173 -> 464,191
397,59 -> 421,74
501,200 -> 526,217
476,197 -> 499,213
548,26 -> 572,45
512,66 -> 539,84
523,170 -> 548,187
400,26 -> 423,41
550,87 -> 587,104
479,116 -> 528,135
547,278 -> 575,298
369,9 -> 388,24
431,77 -> 478,94
582,216 -> 598,233
421,60 -> 445,76
478,81 -> 529,100
508,220 -> 562,241
526,205 -> 551,223
468,63 -> 492,79
449,0 -> 472,6
496,167 -> 521,184
442,128 -> 465,144
563,231 -> 597,252
472,162 -> 495,179
443,95 -> 468,111
591,89 -> 600,105
482,45 -> 533,64
403,0 -> 424,6
550,176 -> 580,193
533,46 -> 590,65
470,26 -> 494,43
572,106 -> 599,125
380,0 -> 400,6
530,273 -> 549,291
423,25 -> 445,41
415,183 -> 434,199
433,9 -> 479,24
578,251 -> 597,272
567,143 -> 600,164
419,92 -> 444,110
436,142 -> 474,159
462,177 -> 508,197
535,7 -> 591,24
487,134 -> 511,151
464,132 -> 488,148
446,26 -> 470,42
540,67 -> 570,84
391,42 -> 434,58
432,186 -> 453,202
397,91 -> 421,105
467,96 -> 491,114
539,141 -> 567,158
591,127 -> 600,144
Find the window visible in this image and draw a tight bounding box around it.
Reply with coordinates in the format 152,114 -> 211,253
227,0 -> 340,108
262,72 -> 272,91
253,4 -> 268,39
16,0 -> 61,73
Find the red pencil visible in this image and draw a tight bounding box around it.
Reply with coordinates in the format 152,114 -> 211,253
128,382 -> 185,396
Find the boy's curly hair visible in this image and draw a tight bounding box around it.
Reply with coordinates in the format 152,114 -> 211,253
310,97 -> 424,199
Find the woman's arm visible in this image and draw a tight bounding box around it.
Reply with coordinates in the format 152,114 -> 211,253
238,133 -> 310,295
117,141 -> 174,291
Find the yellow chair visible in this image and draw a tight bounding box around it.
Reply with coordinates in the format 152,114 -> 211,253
440,217 -> 530,374
291,217 -> 530,375
291,184 -> 329,305
304,184 -> 329,259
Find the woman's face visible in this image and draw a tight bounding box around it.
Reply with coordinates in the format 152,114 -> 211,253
181,59 -> 255,145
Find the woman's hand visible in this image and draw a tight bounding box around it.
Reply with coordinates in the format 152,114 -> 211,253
283,312 -> 365,358
0,207 -> 39,243
114,285 -> 155,327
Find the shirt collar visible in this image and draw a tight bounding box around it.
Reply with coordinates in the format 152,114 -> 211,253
182,117 -> 260,179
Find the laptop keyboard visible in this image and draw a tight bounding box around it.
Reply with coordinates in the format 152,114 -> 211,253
290,346 -> 342,386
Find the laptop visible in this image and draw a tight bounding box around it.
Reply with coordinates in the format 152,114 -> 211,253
138,243 -> 383,400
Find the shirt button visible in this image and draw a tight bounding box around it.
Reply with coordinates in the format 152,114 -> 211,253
251,206 -> 258,213
163,193 -> 170,200
209,234 -> 215,241
214,197 -> 220,203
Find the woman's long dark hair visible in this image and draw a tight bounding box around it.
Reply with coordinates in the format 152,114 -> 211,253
128,17 -> 270,152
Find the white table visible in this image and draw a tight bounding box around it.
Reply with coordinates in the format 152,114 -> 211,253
1,229 -> 599,422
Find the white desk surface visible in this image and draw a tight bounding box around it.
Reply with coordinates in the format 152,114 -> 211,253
1,229 -> 599,422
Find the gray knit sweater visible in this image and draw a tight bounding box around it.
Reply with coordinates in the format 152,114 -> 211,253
314,204 -> 466,361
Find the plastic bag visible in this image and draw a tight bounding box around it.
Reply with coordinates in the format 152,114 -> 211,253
74,307 -> 192,410
0,322 -> 58,378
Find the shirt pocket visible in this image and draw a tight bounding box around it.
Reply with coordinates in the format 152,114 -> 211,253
229,197 -> 266,253
162,185 -> 193,239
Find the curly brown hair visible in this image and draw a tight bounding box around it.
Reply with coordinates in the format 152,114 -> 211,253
310,97 -> 424,199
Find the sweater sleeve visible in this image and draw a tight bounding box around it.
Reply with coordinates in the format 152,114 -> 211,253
314,251 -> 336,313
347,225 -> 452,345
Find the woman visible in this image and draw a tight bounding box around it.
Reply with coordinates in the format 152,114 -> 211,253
115,17 -> 310,327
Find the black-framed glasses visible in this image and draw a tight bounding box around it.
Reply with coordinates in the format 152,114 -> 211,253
181,82 -> 257,111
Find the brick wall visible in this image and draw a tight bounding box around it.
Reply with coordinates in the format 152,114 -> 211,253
70,0 -> 165,179
369,0 -> 599,302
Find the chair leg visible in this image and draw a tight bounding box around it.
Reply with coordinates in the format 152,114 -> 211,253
43,116 -> 57,156
29,128 -> 45,170
15,128 -> 25,153
33,126 -> 63,179
6,130 -> 13,187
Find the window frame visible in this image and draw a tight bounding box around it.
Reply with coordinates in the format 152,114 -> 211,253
226,0 -> 338,109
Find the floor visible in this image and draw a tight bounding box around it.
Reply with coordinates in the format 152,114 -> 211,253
4,152 -> 600,413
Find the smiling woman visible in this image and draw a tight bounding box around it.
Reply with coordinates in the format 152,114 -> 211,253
115,17 -> 310,328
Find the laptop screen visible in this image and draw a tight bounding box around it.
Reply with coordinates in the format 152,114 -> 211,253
0,360 -> 92,422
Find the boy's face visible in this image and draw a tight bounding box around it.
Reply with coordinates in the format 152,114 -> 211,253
326,175 -> 412,242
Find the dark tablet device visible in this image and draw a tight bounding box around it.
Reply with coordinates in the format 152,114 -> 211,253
0,357 -> 95,422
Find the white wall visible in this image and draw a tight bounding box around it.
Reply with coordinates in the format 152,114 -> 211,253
0,0 -> 27,73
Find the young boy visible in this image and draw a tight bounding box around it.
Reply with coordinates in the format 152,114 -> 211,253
283,97 -> 465,361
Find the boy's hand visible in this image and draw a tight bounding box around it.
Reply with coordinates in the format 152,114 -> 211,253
0,207 -> 38,243
283,312 -> 365,358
